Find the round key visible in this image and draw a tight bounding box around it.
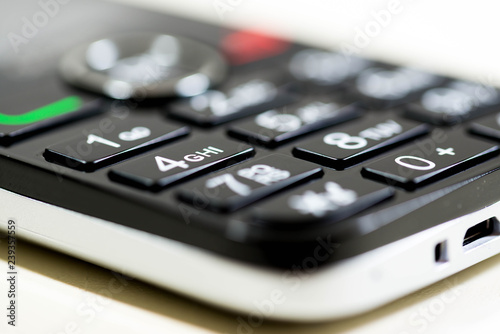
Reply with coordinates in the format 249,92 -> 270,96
59,33 -> 227,99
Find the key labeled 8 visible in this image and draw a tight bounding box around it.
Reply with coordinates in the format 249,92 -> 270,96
119,127 -> 151,141
323,132 -> 367,149
322,119 -> 403,150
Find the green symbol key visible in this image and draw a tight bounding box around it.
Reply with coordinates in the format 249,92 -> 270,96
0,96 -> 83,126
0,95 -> 100,146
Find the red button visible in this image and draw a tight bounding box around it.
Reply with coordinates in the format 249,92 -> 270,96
221,30 -> 290,65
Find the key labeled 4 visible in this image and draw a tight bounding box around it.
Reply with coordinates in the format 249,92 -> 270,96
155,146 -> 224,172
109,137 -> 254,191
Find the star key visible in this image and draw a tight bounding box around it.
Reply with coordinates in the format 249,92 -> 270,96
252,173 -> 394,227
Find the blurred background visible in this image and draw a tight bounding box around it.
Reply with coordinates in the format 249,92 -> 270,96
113,0 -> 500,85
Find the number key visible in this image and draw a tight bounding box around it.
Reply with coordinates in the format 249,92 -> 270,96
469,112 -> 500,141
44,113 -> 189,171
109,137 -> 254,191
352,67 -> 446,109
228,95 -> 361,148
361,130 -> 500,190
168,69 -> 298,126
178,155 -> 323,212
405,80 -> 500,125
289,49 -> 372,89
293,114 -> 430,169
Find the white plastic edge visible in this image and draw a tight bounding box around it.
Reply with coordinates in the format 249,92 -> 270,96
1,187 -> 500,322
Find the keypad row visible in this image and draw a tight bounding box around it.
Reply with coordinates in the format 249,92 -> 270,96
1,47 -> 499,146
37,109 -> 500,221
10,46 -> 500,226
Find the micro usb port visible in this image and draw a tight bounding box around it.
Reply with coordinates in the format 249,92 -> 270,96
463,218 -> 498,247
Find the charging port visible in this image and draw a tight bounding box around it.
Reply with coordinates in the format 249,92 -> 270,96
463,217 -> 499,247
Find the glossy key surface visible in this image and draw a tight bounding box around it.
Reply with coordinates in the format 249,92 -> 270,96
289,49 -> 372,90
405,81 -> 500,125
362,130 -> 500,190
178,155 -> 323,212
168,68 -> 298,126
0,91 -> 102,146
293,114 -> 430,169
253,173 -> 394,227
228,95 -> 361,147
109,136 -> 254,191
352,67 -> 446,109
469,112 -> 500,141
44,113 -> 190,172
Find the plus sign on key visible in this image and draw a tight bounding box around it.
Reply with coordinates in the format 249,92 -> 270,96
362,130 -> 500,190
436,147 -> 455,156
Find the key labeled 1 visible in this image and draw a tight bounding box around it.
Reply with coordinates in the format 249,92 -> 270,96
44,113 -> 190,172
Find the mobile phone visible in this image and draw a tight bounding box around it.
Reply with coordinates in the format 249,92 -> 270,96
1,0 -> 500,322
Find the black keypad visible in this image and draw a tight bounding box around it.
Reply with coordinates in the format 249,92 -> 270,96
253,174 -> 394,227
352,67 -> 446,109
405,80 -> 500,125
228,96 -> 361,148
361,130 -> 500,190
109,137 -> 254,191
178,155 -> 323,212
293,114 -> 430,169
44,113 -> 189,172
168,68 -> 298,126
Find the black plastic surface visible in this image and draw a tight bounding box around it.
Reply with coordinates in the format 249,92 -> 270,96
2,0 -> 500,269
